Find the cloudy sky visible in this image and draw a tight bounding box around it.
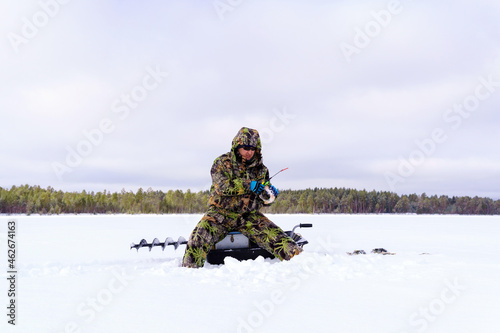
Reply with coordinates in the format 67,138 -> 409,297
1,0 -> 499,198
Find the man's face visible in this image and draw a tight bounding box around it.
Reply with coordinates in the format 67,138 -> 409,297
238,146 -> 256,161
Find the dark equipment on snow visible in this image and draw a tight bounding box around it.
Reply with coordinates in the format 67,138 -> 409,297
371,248 -> 396,255
347,248 -> 396,256
346,250 -> 366,256
130,223 -> 313,265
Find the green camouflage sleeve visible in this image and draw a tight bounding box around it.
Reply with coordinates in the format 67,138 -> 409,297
210,155 -> 251,196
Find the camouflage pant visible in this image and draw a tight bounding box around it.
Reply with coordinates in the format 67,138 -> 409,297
182,209 -> 302,268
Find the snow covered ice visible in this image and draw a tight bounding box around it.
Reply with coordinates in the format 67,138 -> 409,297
1,214 -> 500,333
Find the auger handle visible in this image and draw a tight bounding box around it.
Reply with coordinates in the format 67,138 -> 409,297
291,223 -> 313,234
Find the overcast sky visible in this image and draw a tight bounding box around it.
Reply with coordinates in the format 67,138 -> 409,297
1,0 -> 499,198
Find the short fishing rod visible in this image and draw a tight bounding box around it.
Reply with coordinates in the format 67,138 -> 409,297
262,167 -> 289,186
268,167 -> 289,181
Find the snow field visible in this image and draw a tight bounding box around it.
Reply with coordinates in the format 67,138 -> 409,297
1,214 -> 499,333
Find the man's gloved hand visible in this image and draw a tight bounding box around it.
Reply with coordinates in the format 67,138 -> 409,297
269,184 -> 279,198
250,181 -> 265,194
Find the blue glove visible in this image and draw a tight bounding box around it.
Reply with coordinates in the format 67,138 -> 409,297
269,184 -> 279,197
250,181 -> 264,194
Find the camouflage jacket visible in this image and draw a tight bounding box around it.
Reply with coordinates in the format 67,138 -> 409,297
208,127 -> 270,215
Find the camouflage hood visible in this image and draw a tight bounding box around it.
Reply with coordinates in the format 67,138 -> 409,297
231,127 -> 263,167
207,127 -> 270,214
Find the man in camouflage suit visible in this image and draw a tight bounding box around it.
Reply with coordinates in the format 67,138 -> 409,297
182,127 -> 303,268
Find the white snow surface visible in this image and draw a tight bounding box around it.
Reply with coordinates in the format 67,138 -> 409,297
1,214 -> 500,333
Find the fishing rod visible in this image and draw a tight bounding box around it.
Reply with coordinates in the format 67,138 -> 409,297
268,167 -> 289,181
260,167 -> 288,186
259,167 -> 288,204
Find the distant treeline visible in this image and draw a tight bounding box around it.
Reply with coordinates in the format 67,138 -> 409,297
1,185 -> 499,215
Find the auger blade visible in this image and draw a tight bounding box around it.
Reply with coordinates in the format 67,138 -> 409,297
150,238 -> 160,251
175,236 -> 187,250
130,236 -> 187,251
162,237 -> 175,250
130,239 -> 148,251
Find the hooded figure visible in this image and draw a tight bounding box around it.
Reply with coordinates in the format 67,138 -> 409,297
209,127 -> 268,214
182,127 -> 302,268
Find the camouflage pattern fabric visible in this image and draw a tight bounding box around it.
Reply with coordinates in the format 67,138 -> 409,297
208,127 -> 268,214
182,209 -> 302,268
182,127 -> 302,268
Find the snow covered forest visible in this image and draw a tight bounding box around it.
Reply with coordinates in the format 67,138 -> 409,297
1,185 -> 499,215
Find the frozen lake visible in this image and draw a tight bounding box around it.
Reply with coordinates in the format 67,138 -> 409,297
1,214 -> 500,333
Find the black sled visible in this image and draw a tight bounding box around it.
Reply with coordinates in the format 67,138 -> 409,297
130,223 -> 313,265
